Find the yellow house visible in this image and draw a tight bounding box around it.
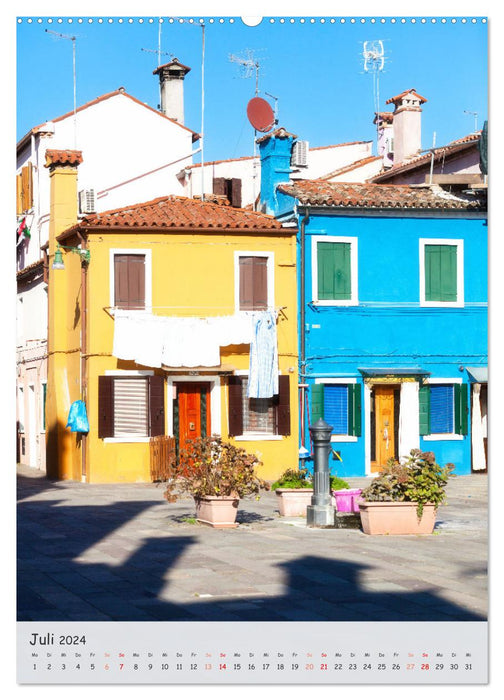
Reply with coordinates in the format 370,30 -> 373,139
45,149 -> 298,483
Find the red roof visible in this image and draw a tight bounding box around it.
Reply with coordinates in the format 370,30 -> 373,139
386,89 -> 428,106
45,149 -> 83,167
256,127 -> 297,144
61,195 -> 284,235
277,180 -> 484,210
153,58 -> 191,75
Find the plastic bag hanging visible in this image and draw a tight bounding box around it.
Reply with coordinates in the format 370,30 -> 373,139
66,400 -> 90,433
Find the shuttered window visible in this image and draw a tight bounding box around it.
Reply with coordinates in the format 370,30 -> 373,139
311,382 -> 361,437
16,163 -> 33,215
114,254 -> 146,310
430,384 -> 454,434
98,375 -> 165,439
419,383 -> 468,435
228,375 -> 290,437
425,245 -> 458,302
317,242 -> 351,301
213,177 -> 242,208
239,256 -> 268,310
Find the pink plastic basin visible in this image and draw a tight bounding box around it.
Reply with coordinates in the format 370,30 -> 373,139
333,488 -> 363,513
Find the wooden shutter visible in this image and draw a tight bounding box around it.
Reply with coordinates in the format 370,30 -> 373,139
213,177 -> 226,196
231,178 -> 242,208
21,163 -> 33,212
311,383 -> 324,423
348,383 -> 362,437
418,384 -> 431,436
114,254 -> 146,310
149,375 -> 165,437
276,375 -> 291,436
425,245 -> 457,302
454,383 -> 469,435
228,376 -> 244,436
16,173 -> 23,215
239,256 -> 268,310
317,242 -> 351,301
98,376 -> 114,438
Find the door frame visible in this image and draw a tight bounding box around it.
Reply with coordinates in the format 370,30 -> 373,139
166,375 -> 221,439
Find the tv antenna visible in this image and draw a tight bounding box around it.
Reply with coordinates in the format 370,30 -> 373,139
464,110 -> 479,133
264,91 -> 279,125
229,50 -> 263,96
45,29 -> 79,147
141,20 -> 174,67
363,40 -> 387,155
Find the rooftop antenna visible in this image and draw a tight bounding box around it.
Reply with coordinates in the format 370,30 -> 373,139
141,19 -> 174,67
363,40 -> 386,155
45,29 -> 78,148
464,110 -> 479,133
264,91 -> 279,125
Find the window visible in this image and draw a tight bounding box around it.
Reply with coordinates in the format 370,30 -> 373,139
213,177 -> 242,208
228,375 -> 290,438
110,249 -> 152,311
419,382 -> 468,437
235,252 -> 274,312
311,381 -> 361,439
312,236 -> 358,305
98,374 -> 164,440
420,239 -> 464,307
16,163 -> 33,214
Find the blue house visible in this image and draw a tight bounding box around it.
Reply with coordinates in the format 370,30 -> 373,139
258,128 -> 488,477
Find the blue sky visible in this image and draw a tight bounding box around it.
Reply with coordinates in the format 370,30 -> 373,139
16,14 -> 488,162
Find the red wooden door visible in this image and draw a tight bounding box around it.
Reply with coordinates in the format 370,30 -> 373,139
176,383 -> 211,448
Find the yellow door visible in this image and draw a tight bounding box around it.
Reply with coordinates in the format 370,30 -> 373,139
371,386 -> 396,472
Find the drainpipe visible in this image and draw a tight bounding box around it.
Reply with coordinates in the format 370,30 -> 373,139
299,206 -> 310,459
76,229 -> 88,481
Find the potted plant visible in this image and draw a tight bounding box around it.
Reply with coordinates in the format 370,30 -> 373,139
358,449 -> 454,535
272,468 -> 314,516
163,436 -> 268,528
331,476 -> 362,513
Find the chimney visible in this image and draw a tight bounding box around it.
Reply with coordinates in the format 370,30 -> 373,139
258,127 -> 296,215
385,89 -> 427,165
373,111 -> 394,168
153,58 -> 191,124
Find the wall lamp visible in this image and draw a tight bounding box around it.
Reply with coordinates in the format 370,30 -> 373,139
52,244 -> 91,270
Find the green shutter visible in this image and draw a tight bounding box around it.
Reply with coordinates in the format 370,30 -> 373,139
348,383 -> 362,437
425,245 -> 457,302
311,384 -> 324,423
317,242 -> 351,300
454,383 -> 469,435
419,384 -> 431,435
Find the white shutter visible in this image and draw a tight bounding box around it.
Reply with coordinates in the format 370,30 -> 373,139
113,378 -> 148,437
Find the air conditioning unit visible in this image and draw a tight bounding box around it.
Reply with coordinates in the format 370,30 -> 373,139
79,188 -> 96,215
291,140 -> 309,168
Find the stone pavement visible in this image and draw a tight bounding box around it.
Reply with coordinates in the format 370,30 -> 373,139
17,464 -> 488,622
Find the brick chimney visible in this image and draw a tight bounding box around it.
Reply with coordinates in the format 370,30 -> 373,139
258,127 -> 296,216
153,58 -> 191,124
385,89 -> 427,165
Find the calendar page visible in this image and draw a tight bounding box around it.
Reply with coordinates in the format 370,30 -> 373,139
14,3 -> 489,689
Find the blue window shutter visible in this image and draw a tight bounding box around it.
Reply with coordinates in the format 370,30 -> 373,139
324,385 -> 348,434
430,385 -> 454,433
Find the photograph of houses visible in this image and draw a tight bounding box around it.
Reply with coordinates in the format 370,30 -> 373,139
16,14 -> 488,636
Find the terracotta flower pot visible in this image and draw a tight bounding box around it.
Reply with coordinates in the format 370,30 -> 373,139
333,488 -> 363,513
194,495 -> 240,528
275,488 -> 313,517
359,501 -> 437,535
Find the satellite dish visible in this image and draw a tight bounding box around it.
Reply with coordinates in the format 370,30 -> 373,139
247,97 -> 275,133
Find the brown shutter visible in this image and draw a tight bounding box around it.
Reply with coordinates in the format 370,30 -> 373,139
149,375 -> 165,437
16,173 -> 23,215
239,256 -> 268,310
276,375 -> 291,436
114,254 -> 145,310
228,376 -> 244,436
213,177 -> 226,196
23,162 -> 33,211
231,178 -> 242,208
98,376 -> 114,438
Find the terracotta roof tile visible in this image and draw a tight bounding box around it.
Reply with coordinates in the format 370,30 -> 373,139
153,58 -> 191,74
374,111 -> 394,124
256,127 -> 297,144
319,156 -> 382,180
278,180 -> 485,210
44,149 -> 83,167
67,195 -> 283,232
386,88 -> 428,105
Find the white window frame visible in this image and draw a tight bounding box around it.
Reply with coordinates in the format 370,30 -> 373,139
232,369 -> 282,441
103,369 -> 154,443
311,235 -> 358,306
314,377 -> 358,442
423,377 -> 464,441
419,238 -> 464,308
234,251 -> 275,314
109,248 -> 152,314
40,380 -> 47,434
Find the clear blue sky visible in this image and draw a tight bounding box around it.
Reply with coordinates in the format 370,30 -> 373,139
17,15 -> 488,163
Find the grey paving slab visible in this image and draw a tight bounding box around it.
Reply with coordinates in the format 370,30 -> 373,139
17,464 -> 488,623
